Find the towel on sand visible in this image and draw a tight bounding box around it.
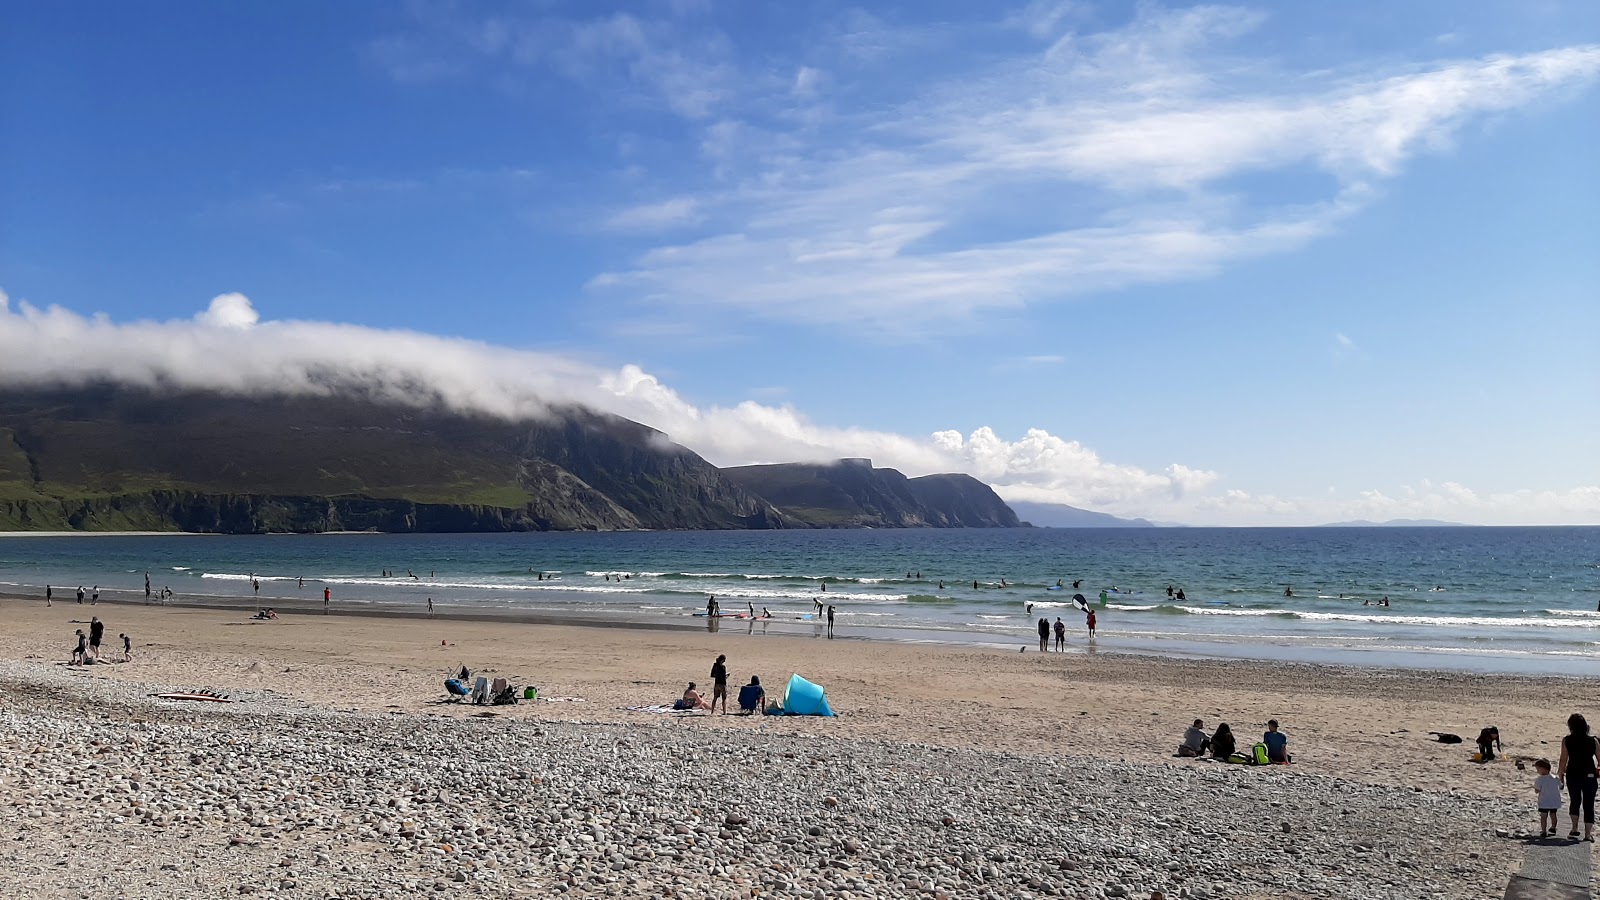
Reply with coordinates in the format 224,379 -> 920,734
625,704 -> 706,716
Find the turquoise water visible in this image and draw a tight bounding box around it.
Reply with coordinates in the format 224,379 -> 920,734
1,527 -> 1596,674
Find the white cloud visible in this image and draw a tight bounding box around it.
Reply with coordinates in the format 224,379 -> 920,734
1,292 -> 1593,525
0,291 -> 1217,516
605,197 -> 701,232
792,66 -> 823,97
196,293 -> 260,329
1004,0 -> 1082,40
587,6 -> 1600,329
1023,354 -> 1064,364
369,9 -> 739,120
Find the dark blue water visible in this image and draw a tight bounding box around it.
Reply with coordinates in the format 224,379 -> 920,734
2,527 -> 1596,673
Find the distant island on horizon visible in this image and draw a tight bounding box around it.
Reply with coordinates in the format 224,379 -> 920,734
1319,518 -> 1469,527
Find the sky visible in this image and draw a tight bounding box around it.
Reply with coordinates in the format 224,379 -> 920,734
1,1 -> 1597,526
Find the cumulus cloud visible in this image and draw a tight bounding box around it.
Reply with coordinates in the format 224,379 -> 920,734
196,293 -> 261,329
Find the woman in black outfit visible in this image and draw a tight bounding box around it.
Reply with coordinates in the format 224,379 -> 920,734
1559,713 -> 1599,842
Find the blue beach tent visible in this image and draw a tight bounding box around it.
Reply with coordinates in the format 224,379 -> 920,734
782,674 -> 836,717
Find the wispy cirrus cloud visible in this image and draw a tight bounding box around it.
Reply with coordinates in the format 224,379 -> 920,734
366,8 -> 744,120
584,7 -> 1600,330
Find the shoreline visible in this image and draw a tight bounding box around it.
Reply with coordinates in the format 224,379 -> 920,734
7,584 -> 1600,678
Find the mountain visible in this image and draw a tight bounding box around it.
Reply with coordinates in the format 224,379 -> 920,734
1005,501 -> 1156,528
722,459 -> 1022,528
0,386 -> 789,533
1320,518 -> 1468,527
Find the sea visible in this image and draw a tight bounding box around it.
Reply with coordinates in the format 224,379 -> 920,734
2,527 -> 1597,675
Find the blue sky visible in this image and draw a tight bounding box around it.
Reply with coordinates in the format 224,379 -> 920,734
1,1 -> 1597,524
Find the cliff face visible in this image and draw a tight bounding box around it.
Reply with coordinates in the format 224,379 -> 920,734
722,460 -> 1022,528
0,387 -> 787,533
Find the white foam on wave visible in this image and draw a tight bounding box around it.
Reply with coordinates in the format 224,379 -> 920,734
1106,603 -> 1159,611
1546,610 -> 1600,618
1177,604 -> 1600,629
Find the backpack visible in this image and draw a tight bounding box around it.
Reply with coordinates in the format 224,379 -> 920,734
1252,742 -> 1270,766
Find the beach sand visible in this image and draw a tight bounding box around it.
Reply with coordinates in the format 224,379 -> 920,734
0,594 -> 1577,802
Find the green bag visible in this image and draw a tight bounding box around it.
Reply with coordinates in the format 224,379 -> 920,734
523,686 -> 538,700
1252,742 -> 1269,765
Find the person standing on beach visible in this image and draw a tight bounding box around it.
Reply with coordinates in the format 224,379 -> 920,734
76,585 -> 84,605
323,587 -> 331,613
1086,609 -> 1097,635
1037,617 -> 1049,651
710,654 -> 729,715
252,578 -> 260,596
1560,713 -> 1599,842
120,633 -> 132,662
91,585 -> 99,605
427,597 -> 434,617
45,585 -> 52,607
89,616 -> 104,662
144,572 -> 151,600
826,605 -> 835,630
1053,617 -> 1065,651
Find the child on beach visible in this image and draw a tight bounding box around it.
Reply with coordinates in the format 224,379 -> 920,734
120,633 -> 132,662
1535,759 -> 1562,837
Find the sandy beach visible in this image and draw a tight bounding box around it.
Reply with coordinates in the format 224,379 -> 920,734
0,593 -> 1588,898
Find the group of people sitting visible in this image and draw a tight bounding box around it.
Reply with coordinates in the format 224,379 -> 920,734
1177,718 -> 1292,765
673,653 -> 772,714
443,666 -> 529,706
676,674 -> 768,714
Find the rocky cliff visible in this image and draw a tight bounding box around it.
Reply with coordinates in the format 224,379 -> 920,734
722,459 -> 1023,528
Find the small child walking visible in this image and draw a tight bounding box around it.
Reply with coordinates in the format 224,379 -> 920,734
1535,759 -> 1563,837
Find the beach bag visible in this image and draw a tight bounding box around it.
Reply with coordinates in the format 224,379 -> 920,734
1252,742 -> 1270,766
1226,752 -> 1253,766
523,686 -> 538,700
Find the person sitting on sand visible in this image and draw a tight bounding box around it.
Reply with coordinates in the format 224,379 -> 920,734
1178,719 -> 1210,758
1210,723 -> 1236,760
675,682 -> 712,711
737,676 -> 765,714
1263,720 -> 1291,763
71,629 -> 87,665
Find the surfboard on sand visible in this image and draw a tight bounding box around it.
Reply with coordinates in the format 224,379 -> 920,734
151,692 -> 233,703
